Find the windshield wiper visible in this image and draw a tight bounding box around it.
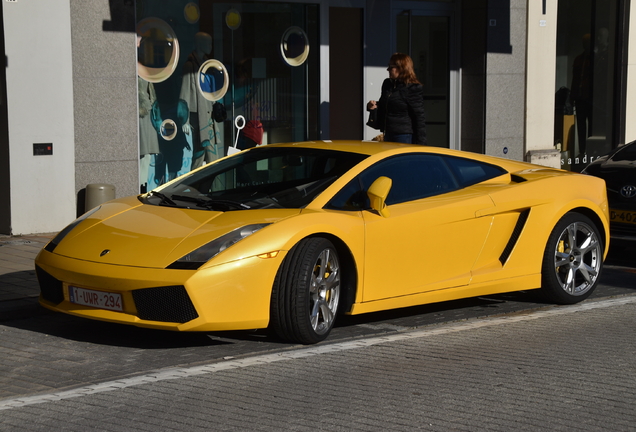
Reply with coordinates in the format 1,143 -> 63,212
204,199 -> 251,210
171,194 -> 250,211
149,191 -> 177,206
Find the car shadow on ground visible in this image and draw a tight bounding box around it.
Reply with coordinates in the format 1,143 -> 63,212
5,311 -> 232,348
0,297 -> 540,352
1,244 -> 635,349
335,290 -> 548,329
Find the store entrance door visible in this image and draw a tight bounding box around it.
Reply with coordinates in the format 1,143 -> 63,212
394,4 -> 458,149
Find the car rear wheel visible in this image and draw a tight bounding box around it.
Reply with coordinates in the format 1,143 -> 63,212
270,237 -> 340,344
541,213 -> 603,304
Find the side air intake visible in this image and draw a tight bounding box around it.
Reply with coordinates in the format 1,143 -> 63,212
499,209 -> 530,265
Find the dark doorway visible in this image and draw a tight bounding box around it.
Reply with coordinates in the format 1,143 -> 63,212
329,7 -> 363,140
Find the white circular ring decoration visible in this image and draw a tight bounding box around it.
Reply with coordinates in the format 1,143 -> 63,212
196,59 -> 230,102
160,119 -> 178,141
280,26 -> 309,67
231,115 -> 246,151
136,18 -> 180,83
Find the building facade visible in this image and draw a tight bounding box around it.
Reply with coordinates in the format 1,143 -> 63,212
1,0 -> 634,235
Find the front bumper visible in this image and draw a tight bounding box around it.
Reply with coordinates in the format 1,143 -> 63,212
608,207 -> 636,241
35,248 -> 285,332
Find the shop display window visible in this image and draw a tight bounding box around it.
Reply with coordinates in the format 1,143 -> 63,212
136,1 -> 319,192
554,0 -> 619,172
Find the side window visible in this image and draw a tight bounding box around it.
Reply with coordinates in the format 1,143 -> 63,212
327,154 -> 458,210
361,155 -> 457,205
442,156 -> 507,187
325,178 -> 366,211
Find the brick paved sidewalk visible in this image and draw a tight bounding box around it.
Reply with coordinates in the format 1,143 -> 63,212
2,297 -> 636,430
0,234 -> 55,320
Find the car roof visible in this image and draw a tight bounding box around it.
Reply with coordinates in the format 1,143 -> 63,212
261,140 -> 540,172
261,140 -> 416,156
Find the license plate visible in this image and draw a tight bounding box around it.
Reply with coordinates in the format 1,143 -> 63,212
610,209 -> 636,225
68,286 -> 123,312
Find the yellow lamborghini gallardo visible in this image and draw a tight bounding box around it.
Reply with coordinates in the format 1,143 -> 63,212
36,141 -> 609,344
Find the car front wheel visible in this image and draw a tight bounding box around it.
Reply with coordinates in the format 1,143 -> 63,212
541,213 -> 603,304
270,237 -> 341,344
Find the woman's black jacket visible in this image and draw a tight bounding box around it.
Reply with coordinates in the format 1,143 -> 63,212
376,78 -> 427,144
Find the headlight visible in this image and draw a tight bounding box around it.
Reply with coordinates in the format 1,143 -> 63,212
44,206 -> 102,253
167,223 -> 271,269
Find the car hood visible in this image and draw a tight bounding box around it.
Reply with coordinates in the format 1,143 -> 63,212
599,159 -> 636,170
52,196 -> 301,268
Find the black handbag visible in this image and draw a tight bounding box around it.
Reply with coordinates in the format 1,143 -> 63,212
367,109 -> 379,130
212,102 -> 227,123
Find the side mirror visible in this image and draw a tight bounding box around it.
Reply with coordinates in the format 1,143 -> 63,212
367,176 -> 392,217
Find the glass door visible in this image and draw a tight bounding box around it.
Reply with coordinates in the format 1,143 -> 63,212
554,0 -> 620,171
394,4 -> 458,149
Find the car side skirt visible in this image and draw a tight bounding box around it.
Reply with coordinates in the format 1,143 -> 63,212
348,273 -> 541,315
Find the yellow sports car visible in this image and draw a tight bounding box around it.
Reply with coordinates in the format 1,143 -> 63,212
36,141 -> 610,344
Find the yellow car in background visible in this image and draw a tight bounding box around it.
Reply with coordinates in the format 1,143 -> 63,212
36,141 -> 610,344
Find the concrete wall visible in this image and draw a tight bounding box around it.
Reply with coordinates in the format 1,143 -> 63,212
2,0 -> 76,235
1,0 -> 139,234
70,0 -> 139,216
524,0 -> 558,153
523,0 -> 559,168
483,0 -> 528,163
0,5 -> 10,234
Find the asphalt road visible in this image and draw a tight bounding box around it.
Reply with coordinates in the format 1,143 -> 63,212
0,241 -> 635,430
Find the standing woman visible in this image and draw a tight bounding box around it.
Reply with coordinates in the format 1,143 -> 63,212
367,53 -> 427,144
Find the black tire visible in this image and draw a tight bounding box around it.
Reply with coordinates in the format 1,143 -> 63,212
270,237 -> 341,344
541,212 -> 603,304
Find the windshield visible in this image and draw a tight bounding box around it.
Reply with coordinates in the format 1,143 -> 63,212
142,146 -> 368,210
611,141 -> 636,162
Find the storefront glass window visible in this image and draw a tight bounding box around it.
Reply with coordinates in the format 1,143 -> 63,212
554,0 -> 618,172
136,1 -> 319,192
